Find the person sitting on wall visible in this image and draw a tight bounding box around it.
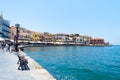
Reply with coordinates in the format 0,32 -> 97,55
17,55 -> 30,70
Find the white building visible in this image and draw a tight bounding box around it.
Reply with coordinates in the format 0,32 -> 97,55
74,36 -> 84,44
83,35 -> 91,45
53,34 -> 69,42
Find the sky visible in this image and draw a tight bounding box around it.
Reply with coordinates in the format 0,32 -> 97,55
0,0 -> 120,44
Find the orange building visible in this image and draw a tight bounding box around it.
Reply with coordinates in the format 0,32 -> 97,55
10,26 -> 17,40
90,38 -> 105,46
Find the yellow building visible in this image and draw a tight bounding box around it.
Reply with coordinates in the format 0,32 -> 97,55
31,32 -> 40,41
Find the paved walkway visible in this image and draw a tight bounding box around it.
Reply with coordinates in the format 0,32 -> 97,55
0,50 -> 34,80
0,50 -> 56,80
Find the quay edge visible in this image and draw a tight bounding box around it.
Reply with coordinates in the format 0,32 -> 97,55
19,50 -> 56,80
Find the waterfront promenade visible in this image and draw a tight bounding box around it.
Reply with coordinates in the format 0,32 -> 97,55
0,50 -> 55,80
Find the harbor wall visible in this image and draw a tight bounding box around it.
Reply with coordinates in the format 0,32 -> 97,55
19,50 -> 56,80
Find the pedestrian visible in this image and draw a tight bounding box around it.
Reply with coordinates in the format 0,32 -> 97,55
2,42 -> 6,51
0,42 -> 2,49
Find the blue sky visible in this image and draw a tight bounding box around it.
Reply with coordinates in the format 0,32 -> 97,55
0,0 -> 120,44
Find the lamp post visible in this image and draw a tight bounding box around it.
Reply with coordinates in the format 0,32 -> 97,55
14,24 -> 20,52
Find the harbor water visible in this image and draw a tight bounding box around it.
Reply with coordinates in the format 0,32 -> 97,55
24,46 -> 120,80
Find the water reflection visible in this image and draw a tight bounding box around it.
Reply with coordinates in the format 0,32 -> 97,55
25,47 -> 40,52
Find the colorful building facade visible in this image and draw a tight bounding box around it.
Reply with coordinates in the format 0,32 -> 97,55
90,38 -> 105,46
10,26 -> 32,42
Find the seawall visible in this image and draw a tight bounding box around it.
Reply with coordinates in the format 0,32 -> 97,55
19,50 -> 56,80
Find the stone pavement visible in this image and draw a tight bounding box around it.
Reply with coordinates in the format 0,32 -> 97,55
0,50 -> 56,80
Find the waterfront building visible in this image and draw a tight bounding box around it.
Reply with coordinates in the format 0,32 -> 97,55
10,26 -> 32,42
31,31 -> 40,41
0,14 -> 10,39
40,32 -> 53,42
68,37 -> 73,43
83,36 -> 91,45
74,36 -> 84,44
44,35 -> 53,42
53,33 -> 69,42
70,34 -> 81,42
19,27 -> 31,41
10,26 -> 16,40
90,38 -> 105,46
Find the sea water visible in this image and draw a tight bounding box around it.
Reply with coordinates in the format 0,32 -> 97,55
24,46 -> 120,80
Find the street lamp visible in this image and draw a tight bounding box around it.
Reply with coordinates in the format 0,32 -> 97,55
14,24 -> 20,52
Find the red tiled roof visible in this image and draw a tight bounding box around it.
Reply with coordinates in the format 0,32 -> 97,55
91,38 -> 104,40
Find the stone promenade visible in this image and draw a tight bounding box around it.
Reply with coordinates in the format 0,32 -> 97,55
0,50 -> 56,80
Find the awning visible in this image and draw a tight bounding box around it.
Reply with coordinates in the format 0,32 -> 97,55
0,37 -> 4,41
